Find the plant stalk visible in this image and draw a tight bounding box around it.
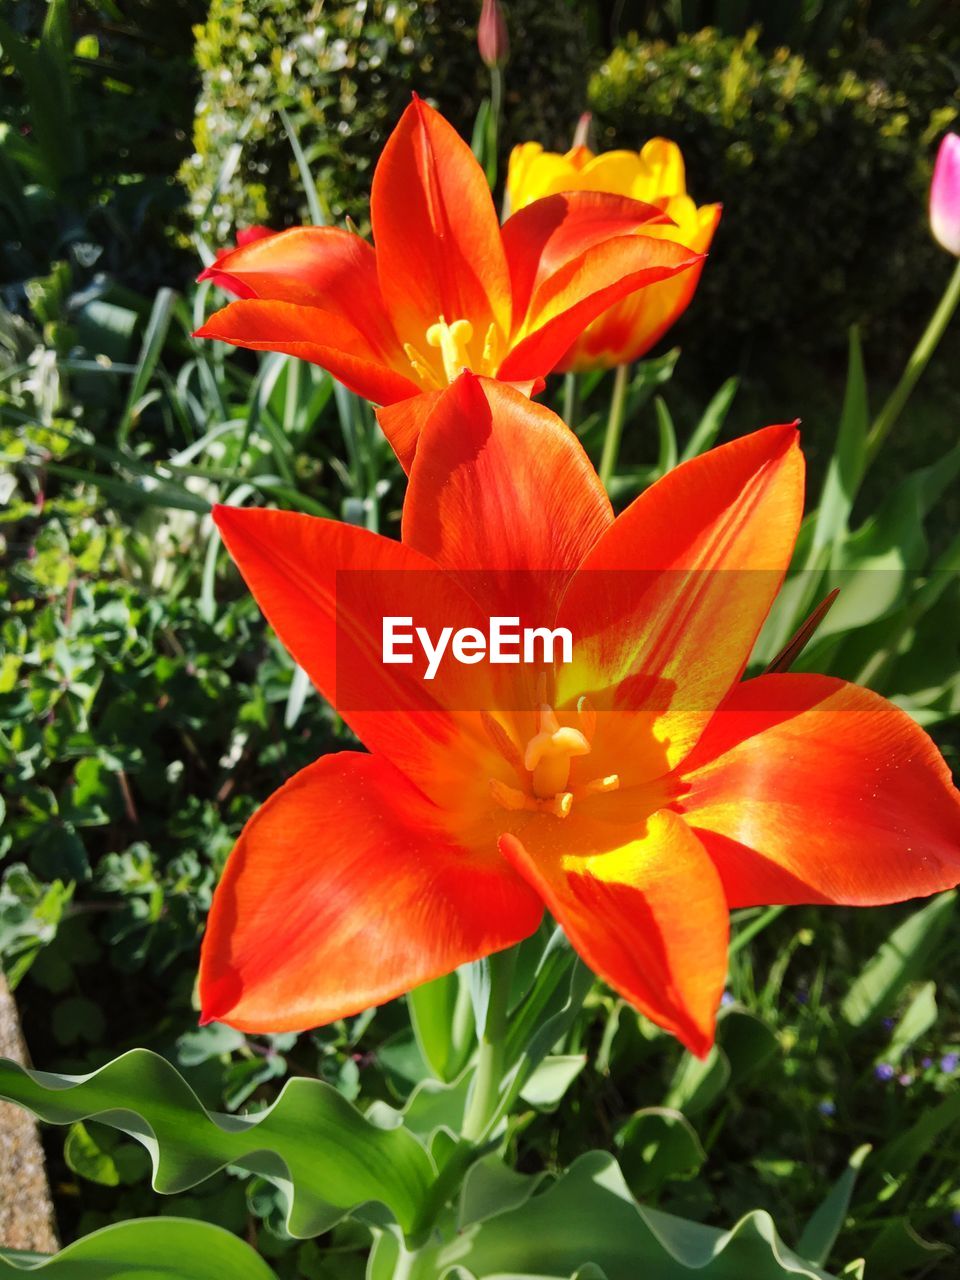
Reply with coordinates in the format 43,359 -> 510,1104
462,947 -> 515,1142
865,257 -> 960,465
598,362 -> 631,491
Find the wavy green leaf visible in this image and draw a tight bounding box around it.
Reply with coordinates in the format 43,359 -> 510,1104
373,1152 -> 837,1279
0,1048 -> 434,1238
0,1218 -> 277,1278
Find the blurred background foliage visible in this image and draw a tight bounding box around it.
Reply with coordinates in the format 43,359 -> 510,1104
2,1 -> 960,1276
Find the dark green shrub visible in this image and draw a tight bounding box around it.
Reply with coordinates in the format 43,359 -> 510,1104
588,28 -> 959,357
180,0 -> 593,243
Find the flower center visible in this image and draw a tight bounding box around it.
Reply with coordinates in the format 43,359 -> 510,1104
403,315 -> 500,388
487,700 -> 620,820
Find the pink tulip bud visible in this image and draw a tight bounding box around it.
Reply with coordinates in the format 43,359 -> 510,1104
930,133 -> 960,257
478,0 -> 509,70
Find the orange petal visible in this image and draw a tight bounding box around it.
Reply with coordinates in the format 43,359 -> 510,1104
557,424 -> 804,772
401,374 -> 612,619
370,97 -> 511,351
680,673 -> 960,907
376,378 -> 547,473
500,190 -> 673,328
376,389 -> 445,473
212,504 -> 493,795
499,233 -> 702,383
199,227 -> 406,366
500,809 -> 727,1057
200,751 -> 543,1031
195,300 -> 419,405
560,204 -> 722,371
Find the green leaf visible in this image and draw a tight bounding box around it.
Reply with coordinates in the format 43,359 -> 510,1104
861,1217 -> 952,1279
374,1151 -> 837,1278
279,108 -> 328,227
409,970 -> 475,1084
615,1108 -> 706,1200
64,1121 -> 120,1186
0,1218 -> 278,1278
886,981 -> 937,1064
810,325 -> 868,555
118,289 -> 177,446
867,1088 -> 960,1203
679,376 -> 739,462
0,1048 -> 435,1239
653,396 -> 678,475
518,1055 -> 586,1110
841,892 -> 955,1027
796,1145 -> 870,1266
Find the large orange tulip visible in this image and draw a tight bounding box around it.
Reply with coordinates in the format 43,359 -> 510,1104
199,376 -> 960,1057
507,139 -> 721,370
195,98 -> 702,468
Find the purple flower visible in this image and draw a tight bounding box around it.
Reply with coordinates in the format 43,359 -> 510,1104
952,1209 -> 960,1230
720,991 -> 735,1007
875,1063 -> 895,1082
922,1057 -> 933,1069
817,1100 -> 836,1116
941,1053 -> 959,1075
882,1016 -> 895,1031
898,1073 -> 914,1087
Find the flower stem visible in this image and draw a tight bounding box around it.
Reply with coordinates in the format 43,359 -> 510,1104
562,370 -> 579,430
865,257 -> 960,466
462,947 -> 515,1142
598,362 -> 631,492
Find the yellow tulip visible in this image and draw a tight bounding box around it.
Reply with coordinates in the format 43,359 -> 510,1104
507,139 -> 721,371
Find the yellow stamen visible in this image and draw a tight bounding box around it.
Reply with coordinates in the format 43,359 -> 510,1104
481,321 -> 499,370
583,773 -> 620,795
426,316 -> 475,382
489,778 -> 530,812
402,341 -> 442,390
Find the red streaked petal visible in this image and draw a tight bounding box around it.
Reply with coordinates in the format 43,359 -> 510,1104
376,389 -> 445,474
680,673 -> 960,907
200,751 -> 543,1032
376,378 -> 547,474
371,97 -> 511,349
195,300 -> 420,405
199,227 -> 404,364
499,233 -> 702,383
557,424 -> 804,772
500,190 -> 673,329
560,204 -> 722,371
500,809 -> 727,1057
212,504 -> 493,793
401,374 -> 612,618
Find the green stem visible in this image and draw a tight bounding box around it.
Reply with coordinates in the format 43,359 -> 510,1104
462,948 -> 515,1142
562,370 -> 579,430
485,65 -> 503,188
598,362 -> 631,492
865,257 -> 960,466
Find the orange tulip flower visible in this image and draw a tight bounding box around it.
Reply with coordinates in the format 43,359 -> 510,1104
194,98 -> 702,468
507,139 -> 721,371
199,376 -> 960,1056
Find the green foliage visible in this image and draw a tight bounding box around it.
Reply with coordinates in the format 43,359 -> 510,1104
633,0 -> 958,56
181,0 -> 592,244
0,1048 -> 437,1238
0,1217 -> 279,1278
0,0 -> 201,290
589,28 -> 959,359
